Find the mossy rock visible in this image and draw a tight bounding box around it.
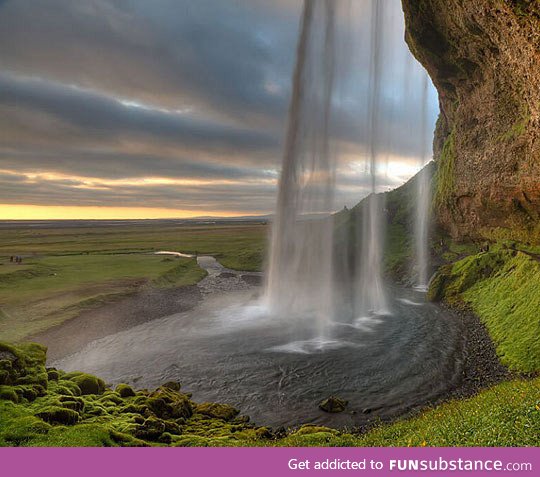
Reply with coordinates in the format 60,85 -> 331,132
63,372 -> 105,395
13,384 -> 46,402
162,381 -> 181,392
294,425 -> 340,436
147,387 -> 193,419
427,265 -> 452,302
0,370 -> 10,386
0,386 -> 19,403
195,402 -> 239,421
319,396 -> 348,413
132,417 -> 169,441
58,395 -> 85,413
0,359 -> 14,371
36,407 -> 80,425
0,344 -> 20,364
46,368 -> 60,381
53,380 -> 82,397
98,391 -> 124,405
116,384 -> 136,398
108,429 -> 149,447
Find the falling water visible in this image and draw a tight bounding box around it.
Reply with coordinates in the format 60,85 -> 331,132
355,0 -> 389,318
266,0 -> 339,336
414,74 -> 432,291
267,0 -> 435,330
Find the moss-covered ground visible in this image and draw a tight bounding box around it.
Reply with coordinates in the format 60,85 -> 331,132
428,248 -> 540,373
1,342 -> 538,447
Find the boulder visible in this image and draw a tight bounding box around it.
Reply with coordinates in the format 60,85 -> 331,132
63,372 -> 105,395
195,402 -> 240,421
319,396 -> 348,413
116,383 -> 136,398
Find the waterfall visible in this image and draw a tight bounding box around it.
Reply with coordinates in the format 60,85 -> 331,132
266,0 -> 435,332
414,74 -> 432,291
266,0 -> 339,336
354,0 -> 389,318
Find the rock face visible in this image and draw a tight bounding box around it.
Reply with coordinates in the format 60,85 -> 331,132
402,0 -> 540,244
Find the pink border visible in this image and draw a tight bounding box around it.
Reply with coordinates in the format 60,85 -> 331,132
1,447 -> 537,476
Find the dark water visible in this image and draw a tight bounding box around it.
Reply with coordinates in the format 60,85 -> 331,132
54,287 -> 464,429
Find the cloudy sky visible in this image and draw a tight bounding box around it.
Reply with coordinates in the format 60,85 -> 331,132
0,0 -> 438,220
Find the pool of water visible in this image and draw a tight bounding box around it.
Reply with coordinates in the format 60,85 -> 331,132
54,285 -> 464,429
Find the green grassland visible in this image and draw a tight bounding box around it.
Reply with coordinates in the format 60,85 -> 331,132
0,223 -> 266,270
0,222 -> 266,341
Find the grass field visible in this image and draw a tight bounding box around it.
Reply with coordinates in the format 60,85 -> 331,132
0,222 -> 267,341
0,222 -> 266,270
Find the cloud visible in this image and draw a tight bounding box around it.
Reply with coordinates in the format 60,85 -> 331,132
0,72 -> 277,154
0,0 -> 439,216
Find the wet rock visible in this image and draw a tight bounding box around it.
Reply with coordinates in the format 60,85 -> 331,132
319,396 -> 348,413
241,275 -> 263,286
162,381 -> 181,392
402,0 -> 540,243
233,415 -> 250,424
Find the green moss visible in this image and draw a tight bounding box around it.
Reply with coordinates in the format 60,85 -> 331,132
428,250 -> 540,372
0,386 -> 19,403
293,425 -> 339,436
195,402 -> 239,421
63,372 -> 105,395
47,368 -> 60,381
49,379 -> 81,397
1,340 -> 539,447
116,383 -> 136,398
35,406 -> 80,425
384,224 -> 412,277
497,110 -> 530,142
463,252 -> 540,372
429,251 -> 509,305
434,130 -> 456,210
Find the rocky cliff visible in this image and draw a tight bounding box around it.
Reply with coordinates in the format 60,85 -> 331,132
402,0 -> 540,244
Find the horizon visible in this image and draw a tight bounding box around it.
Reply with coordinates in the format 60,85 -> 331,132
0,0 -> 438,220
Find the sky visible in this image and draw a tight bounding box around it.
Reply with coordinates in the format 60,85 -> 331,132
0,0 -> 439,220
